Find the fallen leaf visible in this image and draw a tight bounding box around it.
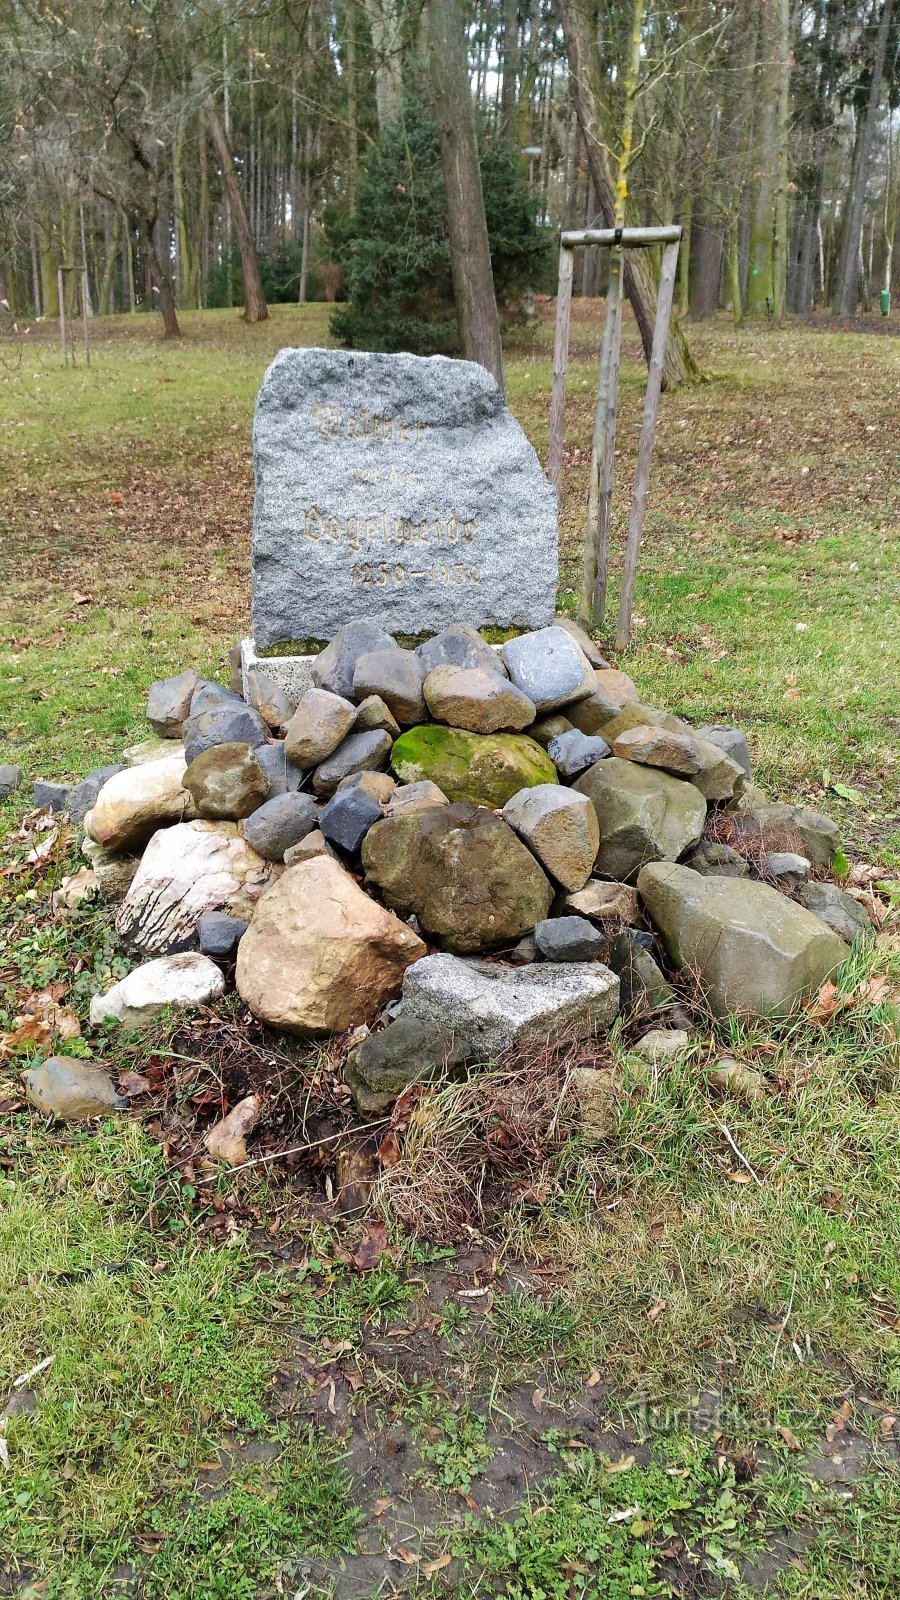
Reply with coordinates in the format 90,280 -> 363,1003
377,1129 -> 401,1167
118,1072 -> 152,1097
586,1368 -> 602,1388
71,592 -> 92,606
531,1386 -> 546,1413
352,1219 -> 388,1273
422,1553 -> 452,1576
862,975 -> 890,1006
372,1496 -> 394,1517
647,1299 -> 668,1322
777,1425 -> 800,1451
605,1454 -> 635,1474
879,1414 -> 897,1436
391,1545 -> 420,1566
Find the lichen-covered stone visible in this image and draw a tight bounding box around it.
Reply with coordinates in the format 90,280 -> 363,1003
362,802 -> 553,953
573,758 -> 706,880
400,953 -> 619,1055
390,724 -> 556,809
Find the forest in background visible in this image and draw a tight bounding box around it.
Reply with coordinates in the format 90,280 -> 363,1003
1,0 -> 898,349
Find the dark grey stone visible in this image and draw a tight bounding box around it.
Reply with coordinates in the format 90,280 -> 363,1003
198,913 -> 249,959
320,787 -> 384,854
250,348 -> 558,649
244,663 -> 297,731
183,704 -> 269,765
687,840 -> 749,879
697,725 -> 752,781
311,619 -> 396,699
33,780 -> 70,813
765,851 -> 811,886
352,647 -> 426,725
146,668 -> 201,736
547,728 -> 611,778
254,741 -> 305,796
508,933 -> 538,965
345,1015 -> 474,1115
0,764 -> 23,799
312,729 -> 393,797
534,916 -> 607,962
501,626 -> 596,713
189,679 -> 245,718
800,881 -> 873,943
417,624 -> 507,678
608,930 -> 674,1017
68,764 -> 124,828
242,792 -> 319,861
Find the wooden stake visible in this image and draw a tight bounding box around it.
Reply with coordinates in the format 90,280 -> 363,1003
616,237 -> 680,649
593,248 -> 625,622
547,243 -> 574,496
580,246 -> 624,624
57,267 -> 66,364
81,269 -> 90,367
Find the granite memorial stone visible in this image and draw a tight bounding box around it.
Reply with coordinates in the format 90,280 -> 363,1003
250,348 -> 558,654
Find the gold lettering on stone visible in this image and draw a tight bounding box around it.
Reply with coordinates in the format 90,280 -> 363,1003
310,405 -> 428,443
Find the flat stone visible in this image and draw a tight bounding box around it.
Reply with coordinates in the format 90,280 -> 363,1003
90,952 -> 225,1028
547,728 -> 610,778
631,1028 -> 692,1063
283,687 -> 357,768
362,802 -> 553,953
765,851 -> 811,885
146,669 -> 201,736
553,616 -> 610,668
33,780 -> 70,813
352,647 -> 426,725
250,348 -> 557,649
562,881 -> 641,927
311,619 -> 396,698
87,756 -> 195,852
612,725 -> 702,775
534,916 -> 607,962
354,695 -> 401,736
183,703 -> 269,766
423,665 -> 535,734
236,855 -> 426,1034
400,953 -> 619,1056
198,912 -> 249,958
589,702 -> 686,743
697,725 -> 752,780
68,764 -> 124,827
345,1015 -> 473,1115
0,764 -> 22,798
115,819 -> 280,956
416,624 -> 507,678
313,729 -> 394,796
206,1094 -> 260,1165
242,792 -> 320,861
501,626 -> 595,712
573,758 -> 706,881
607,930 -> 675,1016
320,787 -> 384,854
385,780 -> 449,817
391,725 -> 556,808
799,881 -> 873,943
25,1057 -> 125,1120
254,741 -> 306,796
502,784 -> 599,892
638,861 -> 848,1018
122,736 -> 181,768
284,828 -> 336,865
244,663 -> 297,732
183,742 -> 269,821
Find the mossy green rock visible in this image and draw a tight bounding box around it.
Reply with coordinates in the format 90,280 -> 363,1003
390,724 -> 556,808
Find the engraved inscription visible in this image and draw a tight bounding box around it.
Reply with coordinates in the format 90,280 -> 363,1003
311,403 -> 428,443
301,506 -> 477,552
350,561 -> 482,588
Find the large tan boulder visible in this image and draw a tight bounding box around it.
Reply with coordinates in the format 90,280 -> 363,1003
235,856 -> 426,1034
638,862 -> 848,1018
116,820 -> 280,955
88,756 -> 195,852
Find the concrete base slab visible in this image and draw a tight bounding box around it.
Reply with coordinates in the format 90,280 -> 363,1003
241,638 -> 317,703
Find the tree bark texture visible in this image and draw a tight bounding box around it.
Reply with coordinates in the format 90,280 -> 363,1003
204,95 -> 269,323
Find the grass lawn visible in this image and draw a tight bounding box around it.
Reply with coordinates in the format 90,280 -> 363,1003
0,304 -> 898,1598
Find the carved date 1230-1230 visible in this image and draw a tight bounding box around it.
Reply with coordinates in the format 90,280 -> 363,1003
351,560 -> 482,588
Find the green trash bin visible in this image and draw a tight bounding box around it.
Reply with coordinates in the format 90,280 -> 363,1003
881,289 -> 891,317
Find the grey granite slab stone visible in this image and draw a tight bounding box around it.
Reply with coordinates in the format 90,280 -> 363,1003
251,348 -> 558,650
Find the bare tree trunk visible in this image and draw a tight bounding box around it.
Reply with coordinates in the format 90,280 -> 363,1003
833,0 -> 894,315
560,0 -> 701,388
203,93 -> 268,323
428,0 -> 504,387
361,0 -> 404,130
499,0 -> 519,137
772,0 -> 792,321
140,218 -> 180,337
99,210 -> 121,314
346,3 -> 360,208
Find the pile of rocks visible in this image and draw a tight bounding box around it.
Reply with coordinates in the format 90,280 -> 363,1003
32,616 -> 870,1124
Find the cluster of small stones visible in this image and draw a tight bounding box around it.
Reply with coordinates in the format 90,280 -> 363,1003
25,617 -> 871,1138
